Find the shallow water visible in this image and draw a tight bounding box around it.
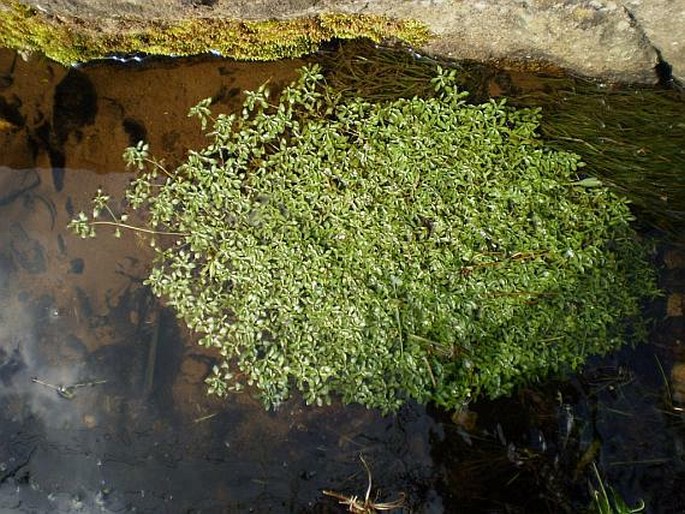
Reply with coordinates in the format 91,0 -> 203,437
0,165 -> 447,512
1,45 -> 685,513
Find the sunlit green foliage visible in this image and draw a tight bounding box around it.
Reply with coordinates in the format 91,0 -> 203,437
70,65 -> 658,412
322,41 -> 685,236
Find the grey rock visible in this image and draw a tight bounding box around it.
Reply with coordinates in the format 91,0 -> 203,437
623,0 -> 685,83
18,0 -> 684,83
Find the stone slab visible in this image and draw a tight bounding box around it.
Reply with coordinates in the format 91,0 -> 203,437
11,0 -> 685,83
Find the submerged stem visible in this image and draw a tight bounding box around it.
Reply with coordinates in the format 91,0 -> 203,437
90,220 -> 188,236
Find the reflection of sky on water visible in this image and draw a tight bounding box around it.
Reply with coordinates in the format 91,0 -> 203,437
0,166 -> 444,512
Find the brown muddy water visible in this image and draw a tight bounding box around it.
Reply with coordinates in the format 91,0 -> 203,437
0,44 -> 684,513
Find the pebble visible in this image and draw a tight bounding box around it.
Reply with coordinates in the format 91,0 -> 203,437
82,414 -> 97,429
667,293 -> 684,318
671,362 -> 685,404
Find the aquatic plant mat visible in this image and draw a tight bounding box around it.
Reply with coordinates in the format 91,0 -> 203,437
71,62 -> 658,413
2,44 -> 684,513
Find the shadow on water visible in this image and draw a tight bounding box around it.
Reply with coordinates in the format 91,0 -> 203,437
0,43 -> 685,513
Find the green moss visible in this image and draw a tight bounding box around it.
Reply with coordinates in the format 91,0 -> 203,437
0,0 -> 431,64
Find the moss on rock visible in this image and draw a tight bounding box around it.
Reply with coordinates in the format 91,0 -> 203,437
0,0 -> 431,64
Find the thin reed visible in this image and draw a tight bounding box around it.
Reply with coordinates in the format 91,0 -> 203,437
517,84 -> 685,234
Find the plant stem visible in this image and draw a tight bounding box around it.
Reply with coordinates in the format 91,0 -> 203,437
90,220 -> 188,236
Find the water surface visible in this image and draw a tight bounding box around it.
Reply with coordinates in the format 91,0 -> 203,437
1,45 -> 684,513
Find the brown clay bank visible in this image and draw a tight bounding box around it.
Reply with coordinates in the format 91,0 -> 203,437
0,0 -> 683,84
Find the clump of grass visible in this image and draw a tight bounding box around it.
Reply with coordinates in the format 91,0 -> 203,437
590,463 -> 645,514
323,454 -> 405,513
519,84 -> 685,235
318,39 -> 447,102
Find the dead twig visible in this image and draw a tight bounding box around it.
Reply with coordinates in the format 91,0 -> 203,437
323,454 -> 406,513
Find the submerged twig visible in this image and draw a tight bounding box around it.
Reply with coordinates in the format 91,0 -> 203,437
143,309 -> 160,396
31,377 -> 107,400
323,454 -> 406,513
193,412 -> 219,424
